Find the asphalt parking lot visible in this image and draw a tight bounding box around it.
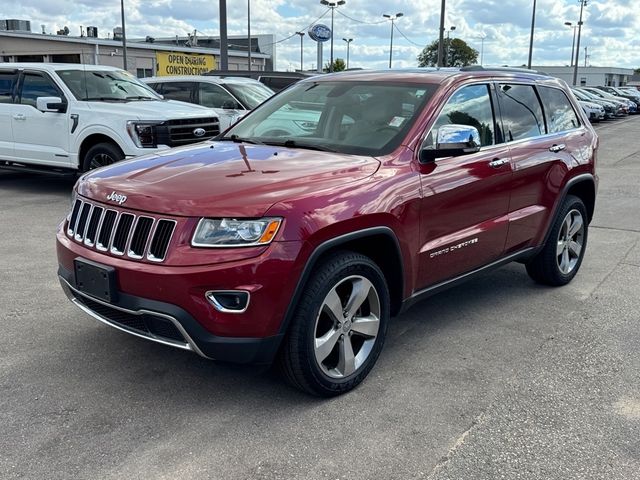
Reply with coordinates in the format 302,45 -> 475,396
1,117 -> 639,480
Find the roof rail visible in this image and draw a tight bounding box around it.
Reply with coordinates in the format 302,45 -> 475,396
460,65 -> 549,75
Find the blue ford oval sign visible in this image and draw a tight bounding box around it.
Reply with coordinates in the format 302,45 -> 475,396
308,24 -> 331,43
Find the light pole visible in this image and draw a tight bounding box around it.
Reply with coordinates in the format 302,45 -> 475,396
572,0 -> 587,86
342,37 -> 353,69
564,21 -> 578,67
320,0 -> 345,72
477,33 -> 486,65
247,0 -> 251,71
527,0 -> 537,69
383,13 -> 403,69
437,0 -> 446,67
444,26 -> 455,67
296,32 -> 305,71
120,0 -> 128,70
219,0 -> 228,70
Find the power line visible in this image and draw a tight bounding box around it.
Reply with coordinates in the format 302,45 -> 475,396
393,23 -> 425,48
335,9 -> 387,25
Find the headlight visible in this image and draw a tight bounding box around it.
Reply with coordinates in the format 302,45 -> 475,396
192,218 -> 282,247
126,121 -> 162,148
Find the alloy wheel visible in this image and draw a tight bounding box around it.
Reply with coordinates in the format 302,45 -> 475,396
556,209 -> 585,275
90,153 -> 115,170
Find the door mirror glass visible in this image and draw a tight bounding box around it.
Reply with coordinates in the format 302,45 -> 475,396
421,124 -> 481,162
36,96 -> 66,113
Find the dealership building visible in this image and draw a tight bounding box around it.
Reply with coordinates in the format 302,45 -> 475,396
0,27 -> 272,77
532,66 -> 635,87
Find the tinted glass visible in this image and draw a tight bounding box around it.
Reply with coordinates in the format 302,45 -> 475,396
538,86 -> 580,133
225,81 -> 436,156
159,82 -> 194,103
0,71 -> 16,103
20,73 -> 60,107
498,84 -> 545,141
198,83 -> 239,109
429,84 -> 495,147
225,82 -> 273,109
58,69 -> 159,101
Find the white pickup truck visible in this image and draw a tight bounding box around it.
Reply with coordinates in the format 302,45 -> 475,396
0,63 -> 220,173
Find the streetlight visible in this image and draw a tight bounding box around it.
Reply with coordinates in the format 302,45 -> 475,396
383,13 -> 403,69
564,21 -> 579,67
444,26 -> 455,67
247,0 -> 251,71
342,37 -> 353,69
320,0 -> 346,72
477,32 -> 486,65
573,0 -> 587,86
437,0 -> 446,67
296,32 -> 305,71
527,0 -> 537,69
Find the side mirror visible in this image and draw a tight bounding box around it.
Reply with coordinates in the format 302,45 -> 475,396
420,124 -> 481,162
36,96 -> 67,113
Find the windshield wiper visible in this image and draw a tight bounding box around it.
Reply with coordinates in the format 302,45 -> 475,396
83,97 -> 128,102
220,134 -> 264,145
265,139 -> 337,152
125,96 -> 157,101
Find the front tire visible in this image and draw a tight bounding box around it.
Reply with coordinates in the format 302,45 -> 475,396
278,251 -> 390,396
82,142 -> 124,172
526,195 -> 588,286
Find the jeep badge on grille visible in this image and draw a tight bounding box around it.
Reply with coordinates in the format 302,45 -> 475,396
106,191 -> 127,205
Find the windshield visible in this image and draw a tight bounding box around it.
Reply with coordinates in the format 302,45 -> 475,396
225,82 -> 274,109
223,80 -> 436,156
58,69 -> 161,102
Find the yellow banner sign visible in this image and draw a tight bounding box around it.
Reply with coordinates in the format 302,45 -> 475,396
156,52 -> 216,76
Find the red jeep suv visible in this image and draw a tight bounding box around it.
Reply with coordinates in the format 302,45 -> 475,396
57,68 -> 598,396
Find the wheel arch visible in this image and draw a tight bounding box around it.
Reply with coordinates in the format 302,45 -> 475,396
279,227 -> 405,336
77,133 -> 126,170
566,176 -> 596,223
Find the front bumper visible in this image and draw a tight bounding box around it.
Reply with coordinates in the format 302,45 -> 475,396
58,268 -> 283,364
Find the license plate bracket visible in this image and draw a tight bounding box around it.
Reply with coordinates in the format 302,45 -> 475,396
74,258 -> 117,303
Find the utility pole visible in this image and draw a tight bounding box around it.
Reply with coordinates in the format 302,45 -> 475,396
527,0 -> 537,69
572,0 -> 587,86
120,0 -> 128,70
584,46 -> 588,66
437,0 -> 446,67
320,0 -> 346,73
247,0 -> 251,71
444,26 -> 455,67
219,0 -> 228,70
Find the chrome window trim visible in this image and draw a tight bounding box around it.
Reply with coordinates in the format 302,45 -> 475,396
59,276 -> 210,359
147,219 -> 177,262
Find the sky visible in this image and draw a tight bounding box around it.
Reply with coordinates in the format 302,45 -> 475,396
1,0 -> 639,71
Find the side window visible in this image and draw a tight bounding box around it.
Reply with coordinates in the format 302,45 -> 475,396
0,71 -> 17,103
159,82 -> 194,103
497,84 -> 545,141
429,84 -> 496,147
198,83 -> 240,109
537,86 -> 580,133
19,73 -> 62,107
145,83 -> 160,93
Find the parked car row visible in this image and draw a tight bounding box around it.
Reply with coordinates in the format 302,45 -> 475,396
571,85 -> 639,122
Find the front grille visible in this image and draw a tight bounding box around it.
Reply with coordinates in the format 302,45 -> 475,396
75,294 -> 186,344
156,117 -> 220,147
67,199 -> 176,263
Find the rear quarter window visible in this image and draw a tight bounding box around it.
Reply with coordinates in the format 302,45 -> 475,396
537,86 -> 581,133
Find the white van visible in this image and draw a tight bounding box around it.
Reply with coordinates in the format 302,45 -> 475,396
0,63 -> 220,173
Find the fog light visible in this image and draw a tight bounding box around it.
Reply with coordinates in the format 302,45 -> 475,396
205,290 -> 250,313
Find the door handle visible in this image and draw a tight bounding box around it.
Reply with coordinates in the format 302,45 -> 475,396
13,114 -> 26,121
549,143 -> 566,153
488,158 -> 509,168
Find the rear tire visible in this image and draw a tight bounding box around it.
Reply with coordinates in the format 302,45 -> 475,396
278,251 -> 390,397
526,195 -> 588,286
82,142 -> 124,172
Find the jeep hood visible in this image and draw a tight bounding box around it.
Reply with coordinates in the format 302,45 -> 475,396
85,99 -> 217,120
78,142 -> 380,217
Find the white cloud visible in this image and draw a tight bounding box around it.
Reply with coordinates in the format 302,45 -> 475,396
0,0 -> 638,70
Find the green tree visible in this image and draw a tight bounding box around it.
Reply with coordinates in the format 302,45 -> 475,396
417,38 -> 479,67
324,58 -> 346,72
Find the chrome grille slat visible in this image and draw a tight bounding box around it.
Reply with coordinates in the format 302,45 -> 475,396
65,199 -> 175,263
